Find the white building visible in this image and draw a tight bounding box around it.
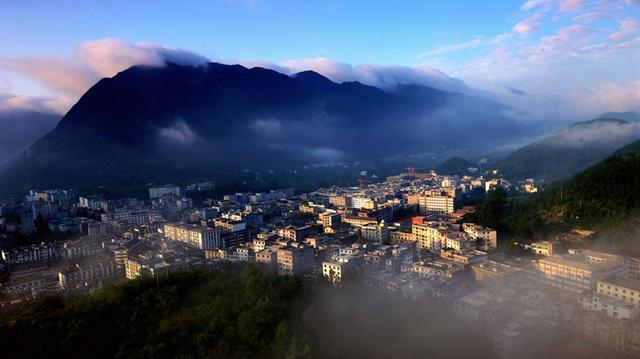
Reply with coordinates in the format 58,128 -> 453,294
164,223 -> 223,249
418,195 -> 454,214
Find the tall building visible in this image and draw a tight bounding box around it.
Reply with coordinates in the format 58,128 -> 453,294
164,223 -> 223,249
319,212 -> 341,228
418,195 -> 454,214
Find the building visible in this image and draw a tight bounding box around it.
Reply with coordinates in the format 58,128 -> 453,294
412,222 -> 445,251
343,216 -> 378,227
255,248 -> 277,271
418,195 -> 454,215
279,225 -> 315,242
529,241 -> 557,256
322,260 -> 357,285
213,218 -> 246,233
579,294 -> 637,320
350,196 -> 376,210
537,249 -> 626,293
276,245 -> 314,276
1,243 -> 56,265
597,278 -> 640,309
360,221 -> 390,243
149,185 -> 182,199
58,258 -> 116,288
101,210 -> 150,227
462,223 -> 497,251
124,252 -> 202,280
319,212 -> 341,228
329,195 -> 351,208
164,223 -> 223,249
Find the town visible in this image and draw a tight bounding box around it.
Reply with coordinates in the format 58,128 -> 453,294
1,170 -> 639,358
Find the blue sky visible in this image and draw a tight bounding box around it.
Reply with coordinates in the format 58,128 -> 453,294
1,1 -> 521,63
1,0 -> 640,120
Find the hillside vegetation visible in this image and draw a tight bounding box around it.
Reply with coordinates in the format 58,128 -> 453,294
471,146 -> 640,254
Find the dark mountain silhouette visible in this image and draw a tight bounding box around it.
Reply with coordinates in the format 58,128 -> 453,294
433,157 -> 476,175
0,62 -> 528,194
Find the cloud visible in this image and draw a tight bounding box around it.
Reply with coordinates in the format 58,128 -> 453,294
419,37 -> 490,56
303,147 -> 344,162
558,0 -> 587,13
262,57 -> 467,92
76,38 -> 208,77
0,58 -> 96,95
158,120 -> 197,145
0,93 -> 71,114
626,0 -> 640,6
0,38 -> 209,113
608,18 -> 640,42
249,118 -> 285,137
544,118 -> 640,147
573,79 -> 640,114
513,20 -> 540,34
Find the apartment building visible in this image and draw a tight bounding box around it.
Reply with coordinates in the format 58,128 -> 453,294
164,223 -> 223,249
537,250 -> 626,293
597,278 -> 640,309
276,245 -> 314,276
462,223 -> 497,250
418,195 -> 454,214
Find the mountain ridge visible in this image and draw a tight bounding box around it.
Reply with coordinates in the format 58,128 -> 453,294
0,62 -> 528,194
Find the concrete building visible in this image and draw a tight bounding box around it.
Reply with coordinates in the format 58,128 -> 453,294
597,278 -> 640,309
255,248 -> 277,271
580,294 -> 637,320
164,223 -> 223,250
279,225 -> 315,242
350,196 -> 376,210
537,250 -> 626,293
462,223 -> 497,251
360,221 -> 390,243
319,212 -> 341,229
276,245 -> 314,276
529,241 -> 558,257
149,185 -> 182,199
1,243 -> 56,265
418,195 -> 454,214
58,258 -> 116,288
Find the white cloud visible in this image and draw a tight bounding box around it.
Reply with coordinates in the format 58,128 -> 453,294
249,118 -> 285,137
419,37 -> 490,56
265,57 -> 467,92
158,120 -> 197,145
513,20 -> 540,34
76,38 -> 208,77
609,18 -> 640,42
573,79 -> 640,113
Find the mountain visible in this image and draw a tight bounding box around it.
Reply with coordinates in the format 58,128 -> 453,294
0,110 -> 59,165
598,111 -> 640,123
496,118 -> 640,182
0,62 -> 528,194
433,157 -> 476,175
613,138 -> 640,156
473,141 -> 640,253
